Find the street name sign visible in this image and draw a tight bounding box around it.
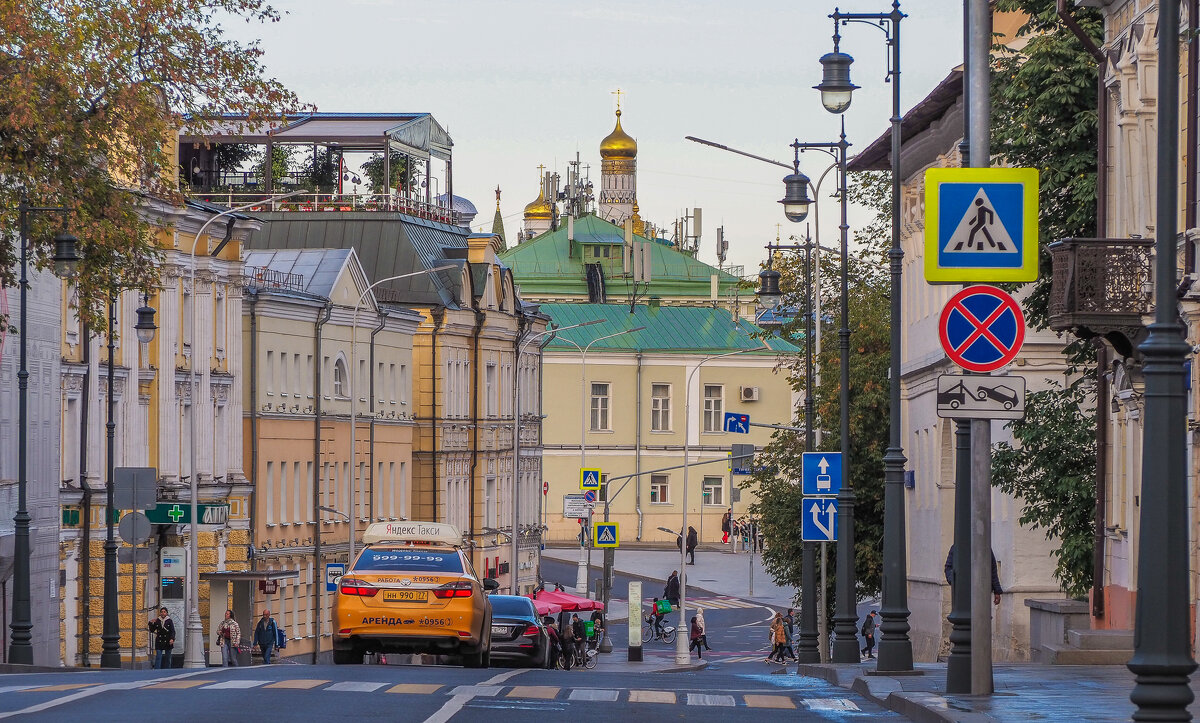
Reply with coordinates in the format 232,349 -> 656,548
802,498 -> 838,542
723,412 -> 750,434
326,562 -> 346,592
937,374 -> 1027,420
924,167 -> 1039,283
580,468 -> 602,491
938,285 -> 1026,373
802,452 -> 842,496
563,494 -> 589,518
593,522 -> 619,548
145,502 -> 229,525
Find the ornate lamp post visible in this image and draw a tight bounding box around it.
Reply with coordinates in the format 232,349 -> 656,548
819,0 -> 914,672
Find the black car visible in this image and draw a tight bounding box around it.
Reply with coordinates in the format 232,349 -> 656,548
487,595 -> 552,668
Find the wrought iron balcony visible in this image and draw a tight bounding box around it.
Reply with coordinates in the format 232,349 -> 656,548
1047,237 -> 1154,358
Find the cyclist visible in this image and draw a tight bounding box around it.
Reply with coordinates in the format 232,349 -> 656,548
649,597 -> 666,638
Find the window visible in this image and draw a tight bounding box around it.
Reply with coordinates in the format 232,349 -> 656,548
598,474 -> 610,502
486,363 -> 497,417
702,477 -> 724,506
333,357 -> 348,398
590,382 -> 611,431
266,351 -> 275,395
485,476 -> 497,529
651,383 -> 671,431
650,474 -> 670,504
703,384 -> 724,432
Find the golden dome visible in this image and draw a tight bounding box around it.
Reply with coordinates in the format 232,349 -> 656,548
523,187 -> 553,220
600,110 -> 637,159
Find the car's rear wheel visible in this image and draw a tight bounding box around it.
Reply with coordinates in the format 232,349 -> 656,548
333,648 -> 362,665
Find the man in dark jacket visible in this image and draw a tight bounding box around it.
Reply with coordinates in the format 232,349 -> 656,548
147,607 -> 175,669
254,609 -> 279,664
571,614 -> 586,663
544,617 -> 562,669
944,546 -> 1003,604
664,571 -> 680,609
558,614 -> 575,670
686,526 -> 698,565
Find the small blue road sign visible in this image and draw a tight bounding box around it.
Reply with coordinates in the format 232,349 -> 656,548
580,468 -> 602,491
594,522 -> 619,548
723,412 -> 750,434
802,498 -> 838,542
583,489 -> 597,503
802,452 -> 842,496
924,167 -> 1039,283
326,562 -> 346,592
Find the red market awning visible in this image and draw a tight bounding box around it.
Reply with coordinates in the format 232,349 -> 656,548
534,589 -> 605,612
528,596 -> 563,616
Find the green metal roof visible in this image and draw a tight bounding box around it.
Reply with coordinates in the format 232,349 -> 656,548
540,303 -> 799,353
499,214 -> 741,299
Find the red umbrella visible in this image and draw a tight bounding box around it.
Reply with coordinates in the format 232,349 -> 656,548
534,589 -> 605,611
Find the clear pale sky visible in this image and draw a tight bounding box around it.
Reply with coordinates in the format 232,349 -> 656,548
227,0 -> 963,275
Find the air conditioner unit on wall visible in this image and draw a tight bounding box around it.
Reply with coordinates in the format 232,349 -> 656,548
740,386 -> 760,402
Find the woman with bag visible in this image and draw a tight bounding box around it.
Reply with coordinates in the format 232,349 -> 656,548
696,608 -> 713,652
766,612 -> 787,664
688,616 -> 705,659
215,609 -> 241,667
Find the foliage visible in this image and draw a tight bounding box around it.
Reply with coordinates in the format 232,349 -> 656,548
300,146 -> 339,193
991,379 -> 1096,597
213,143 -> 258,176
747,171 -> 892,607
361,151 -> 410,195
0,0 -> 307,328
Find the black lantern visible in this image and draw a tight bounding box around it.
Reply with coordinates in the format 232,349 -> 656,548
757,266 -> 783,310
815,51 -> 859,114
52,230 -> 81,278
134,298 -> 157,344
780,171 -> 813,223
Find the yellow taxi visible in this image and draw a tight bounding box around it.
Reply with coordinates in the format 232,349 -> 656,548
333,521 -> 498,667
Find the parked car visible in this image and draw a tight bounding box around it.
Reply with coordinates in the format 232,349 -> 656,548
487,594 -> 552,668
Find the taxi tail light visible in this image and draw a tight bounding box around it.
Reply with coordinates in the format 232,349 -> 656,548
339,578 -> 378,597
522,625 -> 540,637
432,580 -> 473,599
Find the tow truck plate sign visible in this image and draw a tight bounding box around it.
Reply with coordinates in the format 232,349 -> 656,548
936,374 -> 1027,420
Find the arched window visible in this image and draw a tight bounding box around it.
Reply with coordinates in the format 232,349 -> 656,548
333,356 -> 349,398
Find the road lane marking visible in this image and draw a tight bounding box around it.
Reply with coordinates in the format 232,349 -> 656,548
423,669 -> 526,723
388,683 -> 443,695
141,680 -> 212,689
0,687 -> 34,694
325,681 -> 387,693
629,690 -> 676,704
804,698 -> 861,711
202,679 -> 272,689
687,693 -> 736,707
264,679 -> 328,690
732,608 -> 778,628
506,686 -> 559,699
0,668 -> 221,719
567,688 -> 618,702
744,694 -> 796,709
20,684 -> 96,692
447,685 -> 501,697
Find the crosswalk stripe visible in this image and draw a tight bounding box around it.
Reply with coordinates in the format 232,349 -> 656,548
568,688 -> 619,702
0,686 -> 35,694
325,681 -> 387,693
264,679 -> 328,690
201,680 -> 271,690
506,686 -> 559,700
804,698 -> 861,712
387,683 -> 443,695
687,693 -> 737,707
22,684 -> 95,693
629,690 -> 676,704
744,694 -> 796,709
691,597 -> 762,610
448,685 -> 501,697
142,680 -> 212,690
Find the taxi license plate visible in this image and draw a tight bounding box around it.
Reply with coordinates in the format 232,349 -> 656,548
382,590 -> 426,603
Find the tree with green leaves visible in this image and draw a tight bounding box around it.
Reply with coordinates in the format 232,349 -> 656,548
361,151 -> 410,195
0,0 -> 307,328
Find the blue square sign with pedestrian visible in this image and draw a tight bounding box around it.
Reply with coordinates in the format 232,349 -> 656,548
802,452 -> 842,496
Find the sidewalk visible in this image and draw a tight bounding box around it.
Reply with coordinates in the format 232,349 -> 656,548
543,546 -> 796,610
796,661 -> 1200,722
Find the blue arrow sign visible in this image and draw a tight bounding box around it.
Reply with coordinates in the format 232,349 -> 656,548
802,452 -> 842,496
723,412 -> 750,434
802,498 -> 838,542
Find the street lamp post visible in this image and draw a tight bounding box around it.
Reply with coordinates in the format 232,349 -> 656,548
1128,0 -> 1198,717
819,0 -> 914,672
10,202 -> 80,665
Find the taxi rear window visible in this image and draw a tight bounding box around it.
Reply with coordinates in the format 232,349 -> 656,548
354,548 -> 464,573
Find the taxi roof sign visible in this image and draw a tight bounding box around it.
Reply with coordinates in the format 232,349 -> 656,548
362,521 -> 463,548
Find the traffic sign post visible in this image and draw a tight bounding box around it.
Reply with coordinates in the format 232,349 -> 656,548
593,522 -> 619,548
802,498 -> 838,542
938,285 -> 1026,373
723,412 -> 750,434
936,374 -> 1027,420
923,167 -> 1039,283
580,468 -> 602,491
802,452 -> 843,496
583,489 -> 597,504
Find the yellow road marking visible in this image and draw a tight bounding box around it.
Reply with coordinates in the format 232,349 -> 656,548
387,683 -> 444,694
744,694 -> 796,709
629,690 -> 676,704
142,680 -> 212,690
264,679 -> 328,689
506,686 -> 559,699
23,684 -> 95,693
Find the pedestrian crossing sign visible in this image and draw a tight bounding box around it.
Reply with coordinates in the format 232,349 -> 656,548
580,467 -> 602,491
593,522 -> 619,548
924,167 -> 1039,283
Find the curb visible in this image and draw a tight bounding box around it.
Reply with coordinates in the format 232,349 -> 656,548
650,659 -> 709,674
0,663 -> 98,674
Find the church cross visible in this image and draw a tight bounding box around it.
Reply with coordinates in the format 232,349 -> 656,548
612,88 -> 624,111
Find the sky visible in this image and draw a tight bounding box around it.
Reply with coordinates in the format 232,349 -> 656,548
225,0 -> 963,276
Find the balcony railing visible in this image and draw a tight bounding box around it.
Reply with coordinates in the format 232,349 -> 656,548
242,266 -> 305,293
1048,237 -> 1154,358
187,190 -> 460,225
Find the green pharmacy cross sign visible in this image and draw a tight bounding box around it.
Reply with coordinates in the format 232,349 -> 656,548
145,503 -> 230,525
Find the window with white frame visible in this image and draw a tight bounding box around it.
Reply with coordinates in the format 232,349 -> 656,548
650,474 -> 670,504
651,383 -> 671,431
590,382 -> 611,431
333,357 -> 349,399
702,477 -> 724,506
703,384 -> 724,432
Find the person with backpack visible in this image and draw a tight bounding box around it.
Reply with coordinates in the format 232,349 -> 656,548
253,609 -> 279,664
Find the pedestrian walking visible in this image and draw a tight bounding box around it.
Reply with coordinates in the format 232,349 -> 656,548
686,526 -> 698,565
215,609 -> 242,667
147,607 -> 175,669
781,608 -> 797,661
721,510 -> 732,544
944,546 -> 1004,605
664,570 -> 680,609
767,612 -> 787,663
696,608 -> 713,652
559,614 -> 575,670
860,610 -> 878,660
253,609 -> 279,664
688,616 -> 705,659
545,616 -> 562,668
571,613 -> 586,664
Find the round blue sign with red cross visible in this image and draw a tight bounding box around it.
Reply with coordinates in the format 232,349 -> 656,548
938,285 -> 1025,373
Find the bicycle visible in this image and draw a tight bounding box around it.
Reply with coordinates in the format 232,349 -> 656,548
579,629 -> 604,669
642,616 -> 677,644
